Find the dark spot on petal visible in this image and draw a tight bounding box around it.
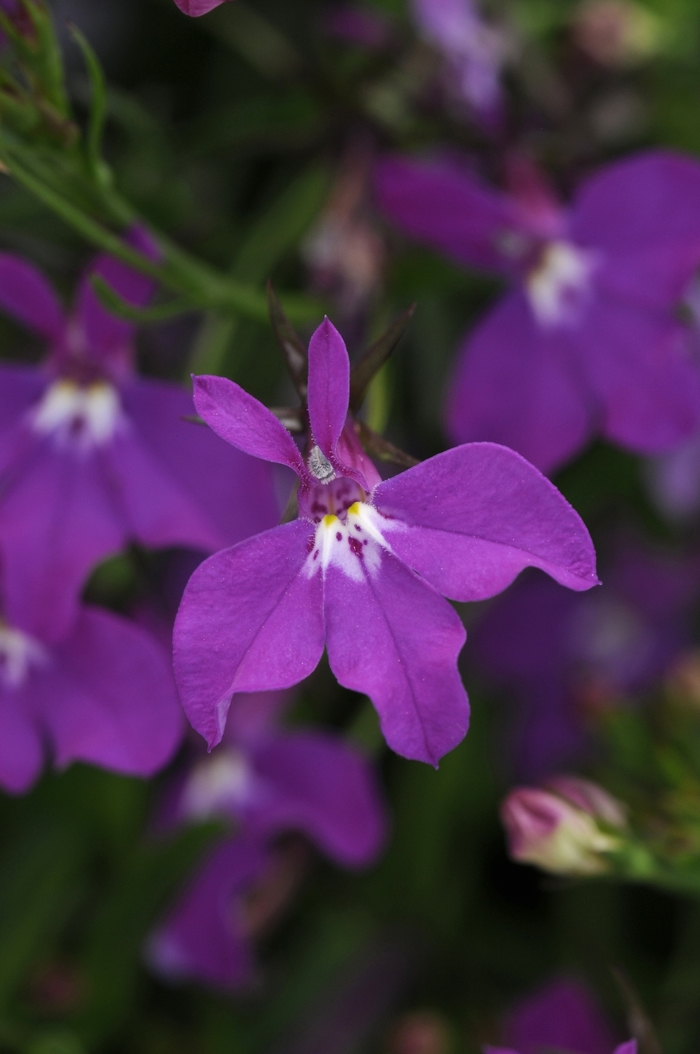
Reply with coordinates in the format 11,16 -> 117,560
336,532 -> 342,542
349,537 -> 363,557
354,524 -> 362,532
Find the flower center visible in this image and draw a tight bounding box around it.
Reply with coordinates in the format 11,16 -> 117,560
305,475 -> 366,523
305,500 -> 390,582
31,379 -> 123,451
526,240 -> 597,327
0,625 -> 48,689
182,749 -> 255,820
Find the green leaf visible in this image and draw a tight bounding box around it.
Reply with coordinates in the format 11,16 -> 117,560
349,304 -> 415,414
68,25 -> 108,187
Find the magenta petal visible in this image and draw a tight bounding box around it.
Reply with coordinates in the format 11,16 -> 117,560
74,225 -> 159,360
39,607 -> 183,776
374,155 -> 517,273
0,254 -> 65,341
124,379 -> 280,549
193,374 -> 306,479
148,835 -> 266,989
374,442 -> 598,601
324,551 -> 469,765
445,290 -> 592,473
580,297 -> 700,453
248,731 -> 387,866
614,1045 -> 637,1054
0,686 -> 43,793
307,318 -> 350,462
0,443 -> 124,640
503,978 -> 616,1054
171,0 -> 227,13
573,149 -> 700,245
173,522 -> 325,750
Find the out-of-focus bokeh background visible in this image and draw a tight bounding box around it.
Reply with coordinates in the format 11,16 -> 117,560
3,1 -> 700,1052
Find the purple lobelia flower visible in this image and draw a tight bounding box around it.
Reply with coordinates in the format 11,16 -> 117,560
474,543 -> 694,778
148,689 -> 386,988
0,585 -> 183,793
485,976 -> 632,1054
0,231 -> 278,641
375,150 -> 700,474
171,0 -> 231,14
173,317 -> 597,766
410,0 -> 507,123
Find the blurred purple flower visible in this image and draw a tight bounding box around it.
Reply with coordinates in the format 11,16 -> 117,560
171,0 -> 228,14
375,150 -> 700,473
322,4 -> 393,50
173,318 -> 597,766
474,544 -> 695,778
410,0 -> 507,123
0,595 -> 183,794
485,976 -> 632,1054
0,231 -> 278,641
149,690 -> 387,988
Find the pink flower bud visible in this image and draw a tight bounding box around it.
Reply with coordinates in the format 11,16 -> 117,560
545,775 -> 628,828
501,784 -> 623,876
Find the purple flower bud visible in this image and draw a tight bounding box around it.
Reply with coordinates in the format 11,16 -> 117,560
501,781 -> 625,875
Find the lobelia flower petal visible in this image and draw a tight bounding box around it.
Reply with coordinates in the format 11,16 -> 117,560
0,441 -> 124,641
374,155 -> 519,273
102,428 -> 238,555
37,606 -> 183,776
445,289 -> 593,473
74,225 -> 160,363
247,731 -> 387,866
574,149 -> 700,245
193,374 -> 307,479
148,834 -> 266,989
0,686 -> 44,793
577,294 -> 700,453
173,521 -> 325,750
123,379 -> 281,550
0,254 -> 66,342
171,0 -> 228,13
307,317 -> 351,462
323,549 -> 469,765
0,366 -> 45,466
614,1045 -> 637,1054
503,977 -> 617,1054
373,442 -> 598,603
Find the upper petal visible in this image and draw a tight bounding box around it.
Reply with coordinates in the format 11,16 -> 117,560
173,521 -> 325,749
193,374 -> 307,478
324,548 -> 469,765
0,254 -> 65,342
445,290 -> 593,473
74,225 -> 159,363
248,731 -> 387,866
39,606 -> 184,777
373,442 -> 598,601
307,318 -> 350,464
375,154 -> 519,273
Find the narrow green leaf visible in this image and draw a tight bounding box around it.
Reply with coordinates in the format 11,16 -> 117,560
90,275 -> 194,324
349,304 -> 415,414
68,25 -> 108,186
267,281 -> 308,401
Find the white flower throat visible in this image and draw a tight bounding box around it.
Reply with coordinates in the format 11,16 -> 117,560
0,626 -> 48,689
31,379 -> 124,451
526,240 -> 597,328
